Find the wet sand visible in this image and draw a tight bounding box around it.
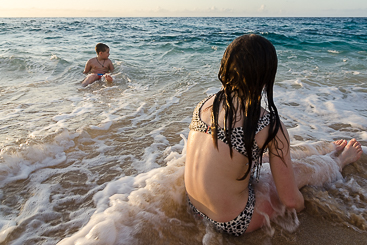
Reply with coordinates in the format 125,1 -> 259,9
243,208 -> 367,245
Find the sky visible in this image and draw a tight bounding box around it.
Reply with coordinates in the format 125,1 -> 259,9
0,0 -> 366,17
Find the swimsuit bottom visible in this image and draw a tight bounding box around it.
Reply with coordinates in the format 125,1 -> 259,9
187,183 -> 255,236
97,73 -> 104,79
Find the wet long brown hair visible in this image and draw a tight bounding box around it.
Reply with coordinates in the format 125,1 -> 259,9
211,34 -> 284,180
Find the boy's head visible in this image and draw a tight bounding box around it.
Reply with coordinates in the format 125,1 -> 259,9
95,43 -> 109,55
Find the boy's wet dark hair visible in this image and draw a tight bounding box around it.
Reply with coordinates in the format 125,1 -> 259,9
95,43 -> 109,54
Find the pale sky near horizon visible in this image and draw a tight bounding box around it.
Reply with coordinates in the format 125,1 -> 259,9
0,0 -> 366,17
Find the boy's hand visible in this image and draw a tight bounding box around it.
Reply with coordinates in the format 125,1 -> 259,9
105,74 -> 113,82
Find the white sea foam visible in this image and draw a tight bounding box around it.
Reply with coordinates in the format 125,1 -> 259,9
0,130 -> 77,187
58,136 -> 188,245
56,135 -> 365,245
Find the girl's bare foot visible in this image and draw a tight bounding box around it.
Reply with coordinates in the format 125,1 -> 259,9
333,139 -> 347,151
339,138 -> 363,168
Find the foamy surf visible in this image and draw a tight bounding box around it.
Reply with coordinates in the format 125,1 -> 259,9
57,135 -> 188,245
55,137 -> 366,245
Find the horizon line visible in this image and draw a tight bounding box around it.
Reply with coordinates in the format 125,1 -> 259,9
1,16 -> 367,18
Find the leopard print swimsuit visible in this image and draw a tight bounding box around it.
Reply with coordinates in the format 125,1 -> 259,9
189,95 -> 271,181
188,95 -> 271,236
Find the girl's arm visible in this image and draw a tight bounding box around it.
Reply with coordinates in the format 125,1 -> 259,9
268,122 -> 304,212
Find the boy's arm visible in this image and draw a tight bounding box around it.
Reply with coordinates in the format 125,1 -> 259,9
83,59 -> 92,74
108,59 -> 114,73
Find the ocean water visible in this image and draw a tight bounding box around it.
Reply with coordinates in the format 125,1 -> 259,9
0,17 -> 366,245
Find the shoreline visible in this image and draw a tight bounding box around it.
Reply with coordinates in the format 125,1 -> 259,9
242,212 -> 367,245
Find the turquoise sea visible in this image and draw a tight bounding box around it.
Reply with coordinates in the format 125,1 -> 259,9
0,17 -> 366,245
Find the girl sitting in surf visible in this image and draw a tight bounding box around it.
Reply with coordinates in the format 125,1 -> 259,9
184,34 -> 363,236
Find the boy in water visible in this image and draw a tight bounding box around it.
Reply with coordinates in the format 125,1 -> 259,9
82,43 -> 114,87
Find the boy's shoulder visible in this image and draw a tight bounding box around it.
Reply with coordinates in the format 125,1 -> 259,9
86,57 -> 97,63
